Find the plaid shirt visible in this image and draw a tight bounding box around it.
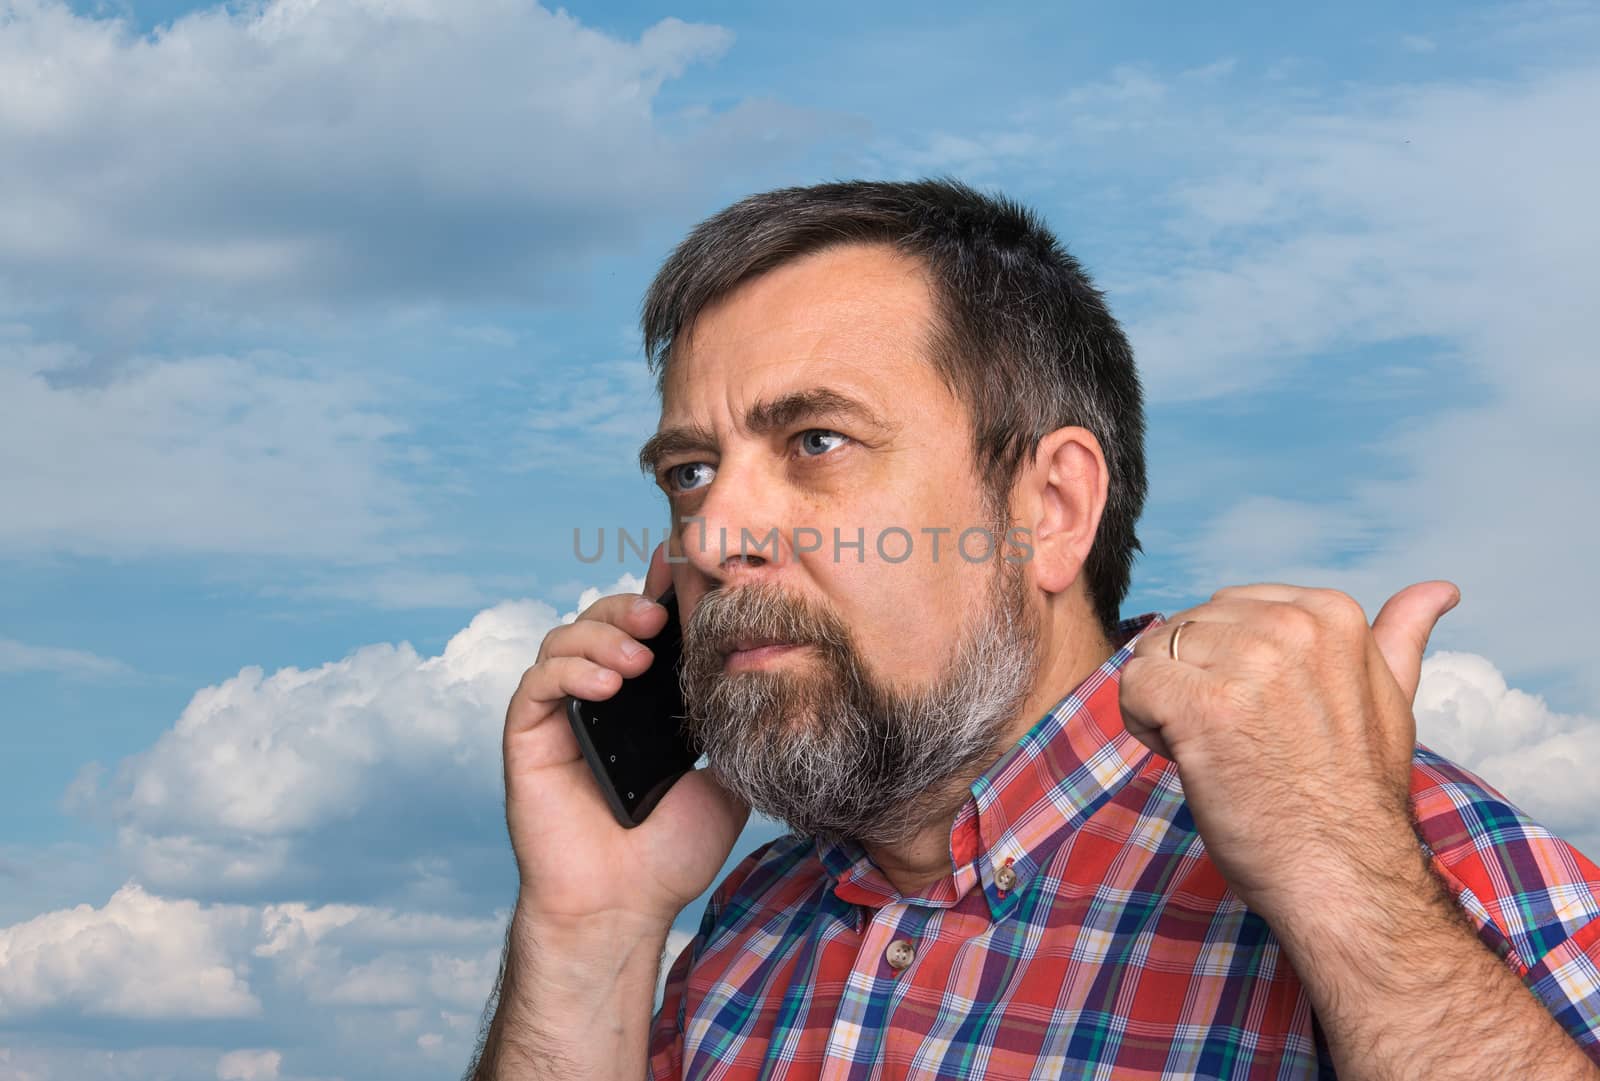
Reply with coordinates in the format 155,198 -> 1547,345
648,613 -> 1600,1079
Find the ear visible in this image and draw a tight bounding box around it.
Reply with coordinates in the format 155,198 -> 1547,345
1011,427 -> 1107,596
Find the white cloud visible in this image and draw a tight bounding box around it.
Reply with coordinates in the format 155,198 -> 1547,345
0,882 -> 504,1075
512,357 -> 663,477
0,637 -> 133,679
67,574 -> 644,902
0,344 -> 425,562
0,0 -> 793,323
0,883 -> 259,1020
216,1050 -> 280,1081
1125,68 -> 1600,402
878,63 -> 1187,176
257,567 -> 503,612
1108,64 -> 1600,707
1183,58 -> 1238,81
0,841 -> 129,929
0,1045 -> 232,1081
1062,63 -> 1169,111
9,566 -> 774,1071
885,130 -> 1048,178
1173,495 -> 1376,580
1415,651 -> 1600,861
0,0 -> 823,573
453,325 -> 519,349
250,897 -> 502,1009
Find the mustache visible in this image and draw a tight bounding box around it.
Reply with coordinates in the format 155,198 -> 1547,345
681,582 -> 853,657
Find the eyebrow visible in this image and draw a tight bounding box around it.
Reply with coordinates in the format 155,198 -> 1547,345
637,387 -> 894,476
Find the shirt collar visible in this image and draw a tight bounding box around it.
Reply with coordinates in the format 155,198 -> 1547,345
816,611 -> 1166,921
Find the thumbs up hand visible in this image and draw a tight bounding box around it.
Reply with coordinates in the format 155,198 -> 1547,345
1118,581 -> 1461,924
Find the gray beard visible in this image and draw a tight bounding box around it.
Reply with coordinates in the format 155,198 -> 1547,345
679,565 -> 1041,849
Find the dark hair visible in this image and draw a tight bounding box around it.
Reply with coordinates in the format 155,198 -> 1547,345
640,178 -> 1146,638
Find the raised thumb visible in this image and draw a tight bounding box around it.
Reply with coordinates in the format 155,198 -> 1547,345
1370,579 -> 1461,702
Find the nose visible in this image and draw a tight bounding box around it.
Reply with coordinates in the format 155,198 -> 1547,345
674,453 -> 792,586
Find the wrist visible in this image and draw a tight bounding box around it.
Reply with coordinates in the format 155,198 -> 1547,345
512,899 -> 673,988
514,896 -> 676,936
1265,838 -> 1459,992
481,899 -> 673,1075
1244,808 -> 1428,924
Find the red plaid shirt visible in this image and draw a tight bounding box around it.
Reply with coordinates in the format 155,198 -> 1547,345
648,613 -> 1600,1079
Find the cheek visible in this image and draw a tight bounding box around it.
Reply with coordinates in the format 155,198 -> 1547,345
797,458 -> 997,674
814,550 -> 986,685
797,479 -> 979,561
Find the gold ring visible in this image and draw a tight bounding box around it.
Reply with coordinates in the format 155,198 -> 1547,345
1169,620 -> 1194,663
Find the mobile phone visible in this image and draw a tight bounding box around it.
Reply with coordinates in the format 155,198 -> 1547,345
565,588 -> 702,828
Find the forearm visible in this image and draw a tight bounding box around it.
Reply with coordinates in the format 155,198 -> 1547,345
466,898 -> 672,1081
1269,847 -> 1598,1081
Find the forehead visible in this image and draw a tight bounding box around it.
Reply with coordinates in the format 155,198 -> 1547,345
659,243 -> 950,421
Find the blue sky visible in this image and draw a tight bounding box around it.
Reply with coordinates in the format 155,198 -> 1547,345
2,0 -> 1599,1077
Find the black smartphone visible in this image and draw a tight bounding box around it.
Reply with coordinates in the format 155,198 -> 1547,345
565,588 -> 702,828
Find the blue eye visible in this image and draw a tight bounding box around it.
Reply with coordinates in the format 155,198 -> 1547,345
667,462 -> 715,492
798,430 -> 848,456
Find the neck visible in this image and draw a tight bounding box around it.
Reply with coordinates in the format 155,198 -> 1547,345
862,599 -> 1116,897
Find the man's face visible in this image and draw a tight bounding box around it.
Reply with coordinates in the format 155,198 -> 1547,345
649,243 -> 1040,845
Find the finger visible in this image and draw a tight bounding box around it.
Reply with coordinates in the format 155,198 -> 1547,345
1133,618 -> 1246,672
1370,580 -> 1460,702
509,655 -> 625,735
1119,667 -> 1175,761
1209,583 -> 1325,606
1212,584 -> 1384,629
537,618 -> 656,676
503,657 -> 609,774
643,540 -> 674,603
1130,599 -> 1286,668
1133,595 -> 1287,644
1118,654 -> 1223,761
564,590 -> 670,646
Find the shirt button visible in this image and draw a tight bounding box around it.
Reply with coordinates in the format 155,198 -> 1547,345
885,939 -> 916,971
995,862 -> 1018,892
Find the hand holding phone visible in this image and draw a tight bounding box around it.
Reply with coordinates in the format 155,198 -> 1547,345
499,544 -> 748,931
565,587 -> 702,828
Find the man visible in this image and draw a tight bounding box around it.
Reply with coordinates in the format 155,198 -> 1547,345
467,180 -> 1600,1079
